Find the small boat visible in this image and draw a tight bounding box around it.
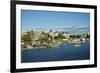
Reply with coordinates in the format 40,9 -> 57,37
74,43 -> 81,47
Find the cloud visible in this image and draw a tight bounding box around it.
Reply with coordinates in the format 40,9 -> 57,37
34,25 -> 90,34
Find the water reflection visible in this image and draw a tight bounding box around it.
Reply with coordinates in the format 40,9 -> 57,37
21,41 -> 90,63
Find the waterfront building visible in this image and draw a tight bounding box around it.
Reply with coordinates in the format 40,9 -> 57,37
62,32 -> 70,39
49,31 -> 55,39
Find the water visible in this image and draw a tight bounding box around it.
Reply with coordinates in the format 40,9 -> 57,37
21,41 -> 90,63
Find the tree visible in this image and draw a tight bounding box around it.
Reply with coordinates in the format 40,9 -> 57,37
22,32 -> 32,45
50,29 -> 52,32
58,33 -> 65,40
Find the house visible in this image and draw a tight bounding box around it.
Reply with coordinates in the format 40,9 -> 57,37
62,32 -> 70,39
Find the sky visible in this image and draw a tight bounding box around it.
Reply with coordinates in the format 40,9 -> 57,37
21,10 -> 90,34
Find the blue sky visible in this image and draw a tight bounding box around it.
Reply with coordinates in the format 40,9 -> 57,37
21,10 -> 90,34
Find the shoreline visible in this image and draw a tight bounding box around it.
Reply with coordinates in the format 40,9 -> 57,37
21,40 -> 90,51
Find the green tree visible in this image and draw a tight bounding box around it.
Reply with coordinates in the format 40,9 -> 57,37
22,32 -> 32,45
